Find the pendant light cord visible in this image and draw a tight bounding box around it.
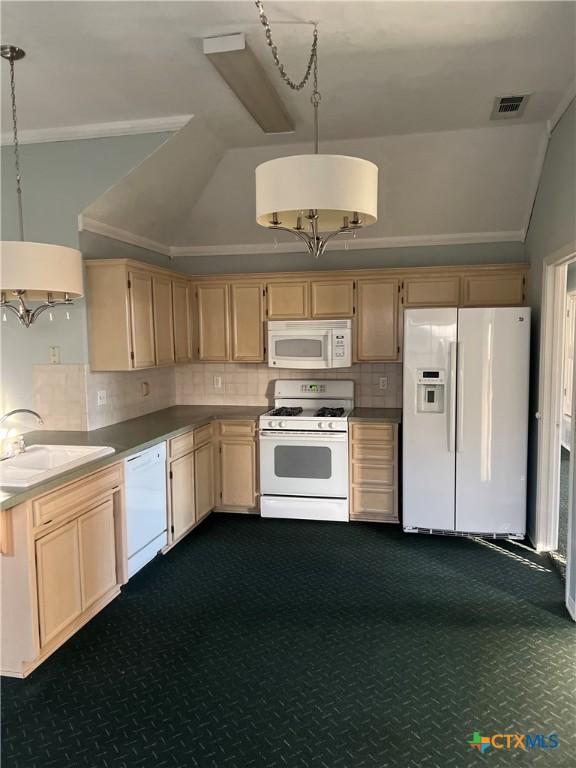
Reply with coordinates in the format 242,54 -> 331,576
7,54 -> 25,241
255,0 -> 320,153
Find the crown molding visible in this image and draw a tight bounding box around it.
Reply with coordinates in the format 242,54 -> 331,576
169,230 -> 525,258
79,216 -> 171,257
1,115 -> 193,146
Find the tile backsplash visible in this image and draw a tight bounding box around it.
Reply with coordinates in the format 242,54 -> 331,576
33,361 -> 401,431
175,362 -> 402,408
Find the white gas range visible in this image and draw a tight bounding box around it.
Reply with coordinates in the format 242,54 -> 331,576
259,380 -> 354,522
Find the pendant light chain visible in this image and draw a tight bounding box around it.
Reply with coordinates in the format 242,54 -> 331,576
7,54 -> 25,241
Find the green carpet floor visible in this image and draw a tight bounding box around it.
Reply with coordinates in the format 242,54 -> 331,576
2,515 -> 575,767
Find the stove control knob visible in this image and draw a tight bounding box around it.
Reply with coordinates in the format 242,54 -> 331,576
328,422 -> 335,429
269,421 -> 277,428
318,422 -> 325,430
279,421 -> 286,428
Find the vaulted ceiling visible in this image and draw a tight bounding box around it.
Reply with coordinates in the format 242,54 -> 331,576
3,1 -> 575,256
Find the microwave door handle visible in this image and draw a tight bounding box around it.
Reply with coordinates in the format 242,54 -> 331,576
326,333 -> 333,367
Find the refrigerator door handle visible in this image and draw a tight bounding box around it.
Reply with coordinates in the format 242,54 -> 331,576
457,341 -> 464,453
448,342 -> 457,452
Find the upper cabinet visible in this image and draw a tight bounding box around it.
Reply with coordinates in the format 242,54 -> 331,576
197,283 -> 230,361
172,279 -> 193,363
266,281 -> 309,320
461,271 -> 526,307
230,283 -> 265,362
128,270 -> 156,369
86,260 -> 528,370
152,274 -> 175,366
355,278 -> 400,362
403,275 -> 460,308
311,279 -> 355,318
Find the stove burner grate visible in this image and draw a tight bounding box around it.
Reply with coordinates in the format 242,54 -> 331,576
315,407 -> 345,418
270,407 -> 304,417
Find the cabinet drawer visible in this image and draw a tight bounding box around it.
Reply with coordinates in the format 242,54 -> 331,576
351,443 -> 395,463
193,423 -> 213,448
351,423 -> 395,443
351,487 -> 397,521
33,463 -> 122,529
352,463 -> 395,486
218,420 -> 256,438
169,430 -> 195,459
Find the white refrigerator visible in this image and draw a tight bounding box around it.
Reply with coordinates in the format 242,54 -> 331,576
403,307 -> 530,537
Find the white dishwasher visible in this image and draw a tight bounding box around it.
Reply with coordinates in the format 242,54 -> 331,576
124,442 -> 167,578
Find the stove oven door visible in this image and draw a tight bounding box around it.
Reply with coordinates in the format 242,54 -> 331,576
259,430 -> 348,498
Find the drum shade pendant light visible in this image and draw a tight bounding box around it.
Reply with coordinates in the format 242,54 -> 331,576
1,45 -> 83,327
254,1 -> 378,259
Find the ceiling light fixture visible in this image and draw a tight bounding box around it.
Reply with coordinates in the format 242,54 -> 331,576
0,45 -> 83,327
254,1 -> 378,259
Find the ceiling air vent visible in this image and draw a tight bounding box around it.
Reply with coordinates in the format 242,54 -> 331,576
490,95 -> 529,120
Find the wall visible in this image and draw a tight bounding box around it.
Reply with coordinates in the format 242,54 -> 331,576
525,99 -> 576,542
175,363 -> 402,409
0,131 -> 172,415
567,261 -> 576,293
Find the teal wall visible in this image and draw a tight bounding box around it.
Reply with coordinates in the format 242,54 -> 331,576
0,132 -> 171,412
525,99 -> 576,543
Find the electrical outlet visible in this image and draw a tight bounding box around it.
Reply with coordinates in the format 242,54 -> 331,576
97,390 -> 107,407
379,377 -> 388,390
213,376 -> 222,390
49,345 -> 61,365
141,381 -> 150,397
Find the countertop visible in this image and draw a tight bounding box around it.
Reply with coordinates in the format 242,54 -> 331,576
0,406 -> 266,511
349,408 -> 402,424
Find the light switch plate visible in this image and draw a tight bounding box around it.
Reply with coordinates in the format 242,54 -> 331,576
379,377 -> 388,390
97,390 -> 107,406
213,376 -> 222,390
49,346 -> 61,365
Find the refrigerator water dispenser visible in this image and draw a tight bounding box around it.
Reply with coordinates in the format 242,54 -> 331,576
416,370 -> 445,413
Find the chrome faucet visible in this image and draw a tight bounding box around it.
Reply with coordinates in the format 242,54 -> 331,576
0,409 -> 43,459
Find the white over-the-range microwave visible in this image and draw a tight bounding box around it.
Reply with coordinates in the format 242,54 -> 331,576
267,320 -> 352,369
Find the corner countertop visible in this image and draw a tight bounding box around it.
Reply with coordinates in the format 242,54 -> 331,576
0,406 -> 267,511
349,408 -> 402,424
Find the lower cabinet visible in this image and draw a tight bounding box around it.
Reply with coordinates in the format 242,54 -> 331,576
169,451 -> 196,541
214,421 -> 258,511
349,422 -> 399,523
194,441 -> 215,521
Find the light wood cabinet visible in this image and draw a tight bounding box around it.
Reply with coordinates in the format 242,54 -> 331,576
349,422 -> 399,523
231,283 -> 265,362
462,272 -> 526,307
219,439 -> 257,508
194,442 -> 215,522
172,279 -> 192,362
78,499 -> 117,611
197,283 -> 230,361
355,278 -> 400,361
403,275 -> 460,307
311,279 -> 355,318
36,520 -> 83,647
128,269 -> 156,368
266,281 -> 310,319
152,274 -> 175,366
169,451 -> 196,541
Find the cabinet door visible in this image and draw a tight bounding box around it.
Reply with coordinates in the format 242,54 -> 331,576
172,279 -> 192,362
403,275 -> 460,307
231,283 -> 264,362
194,442 -> 215,521
266,281 -> 309,319
78,499 -> 117,611
170,452 -> 196,540
219,439 -> 256,508
355,278 -> 400,361
311,280 -> 354,318
152,274 -> 175,366
461,272 -> 526,307
36,520 -> 82,647
197,284 -> 230,361
128,270 -> 156,369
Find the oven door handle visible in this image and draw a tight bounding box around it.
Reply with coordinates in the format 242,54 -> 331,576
259,430 -> 348,441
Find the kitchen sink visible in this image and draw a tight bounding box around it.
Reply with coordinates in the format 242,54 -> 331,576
0,445 -> 115,488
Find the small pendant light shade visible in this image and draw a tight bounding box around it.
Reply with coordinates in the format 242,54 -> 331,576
256,154 -> 378,232
1,242 -> 83,299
